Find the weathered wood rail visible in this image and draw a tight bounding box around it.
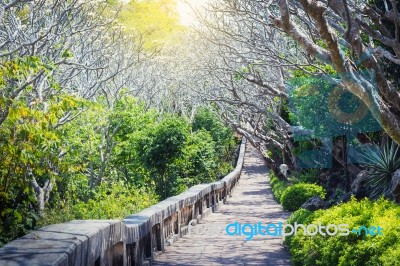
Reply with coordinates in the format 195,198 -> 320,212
0,138 -> 246,266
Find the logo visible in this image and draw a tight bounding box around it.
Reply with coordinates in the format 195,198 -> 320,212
187,220 -> 383,241
287,70 -> 382,169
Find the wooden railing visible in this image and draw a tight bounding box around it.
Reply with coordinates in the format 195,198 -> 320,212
0,137 -> 246,266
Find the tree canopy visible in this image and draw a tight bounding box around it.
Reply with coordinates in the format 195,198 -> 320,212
2,0 -> 400,253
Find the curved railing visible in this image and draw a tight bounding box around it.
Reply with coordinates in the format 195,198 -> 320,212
0,137 -> 246,266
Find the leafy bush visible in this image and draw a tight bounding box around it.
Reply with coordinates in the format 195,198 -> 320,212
269,172 -> 289,203
285,198 -> 400,266
37,182 -> 158,226
285,208 -> 315,228
139,116 -> 190,199
192,107 -> 235,155
270,170 -> 321,205
291,169 -> 320,184
0,85 -> 239,246
168,130 -> 218,194
137,112 -> 237,199
281,183 -> 326,211
192,107 -> 238,178
179,130 -> 217,184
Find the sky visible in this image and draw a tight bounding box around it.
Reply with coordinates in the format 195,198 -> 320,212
118,0 -> 209,27
176,0 -> 209,26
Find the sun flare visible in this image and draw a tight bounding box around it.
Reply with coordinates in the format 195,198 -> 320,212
176,0 -> 208,26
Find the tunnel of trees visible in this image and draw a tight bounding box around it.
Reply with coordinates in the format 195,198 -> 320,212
1,0 -> 400,264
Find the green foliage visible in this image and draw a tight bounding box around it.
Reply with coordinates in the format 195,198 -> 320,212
136,108 -> 238,199
38,182 -> 158,226
285,198 -> 400,266
286,208 -> 315,226
0,56 -> 238,247
291,169 -> 320,184
0,56 -> 54,83
0,93 -> 85,245
270,170 -> 323,209
0,57 -> 64,244
292,140 -> 317,156
233,64 -> 252,80
0,89 -> 238,246
288,76 -> 381,139
61,49 -> 74,59
139,116 -> 189,199
361,141 -> 400,199
192,107 -> 237,177
291,64 -> 336,78
110,96 -> 158,187
141,116 -> 189,171
177,130 -> 217,185
269,171 -> 289,203
281,183 -> 326,211
265,144 -> 283,161
192,107 -> 235,155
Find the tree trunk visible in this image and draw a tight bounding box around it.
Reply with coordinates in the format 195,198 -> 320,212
29,170 -> 54,217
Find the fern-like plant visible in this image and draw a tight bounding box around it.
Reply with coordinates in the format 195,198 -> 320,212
361,141 -> 400,199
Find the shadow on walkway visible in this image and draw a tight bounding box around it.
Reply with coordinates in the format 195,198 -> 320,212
154,144 -> 292,266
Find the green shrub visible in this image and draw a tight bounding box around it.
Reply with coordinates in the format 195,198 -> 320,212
192,107 -> 237,178
292,169 -> 320,184
269,171 -> 289,203
281,183 -> 325,211
192,107 -> 235,154
37,182 -> 158,226
139,116 -> 190,199
285,197 -> 400,266
171,130 -> 218,190
286,208 -> 315,225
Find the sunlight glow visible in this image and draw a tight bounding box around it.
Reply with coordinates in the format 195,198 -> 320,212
177,0 -> 208,26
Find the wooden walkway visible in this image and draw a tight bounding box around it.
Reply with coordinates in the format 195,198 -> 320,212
154,144 -> 292,265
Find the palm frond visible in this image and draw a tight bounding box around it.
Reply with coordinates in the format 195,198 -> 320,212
360,140 -> 400,199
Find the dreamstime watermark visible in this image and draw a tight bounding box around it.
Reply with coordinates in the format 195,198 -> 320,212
188,220 -> 383,241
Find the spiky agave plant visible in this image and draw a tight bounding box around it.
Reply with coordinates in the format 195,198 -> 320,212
361,140 -> 400,199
